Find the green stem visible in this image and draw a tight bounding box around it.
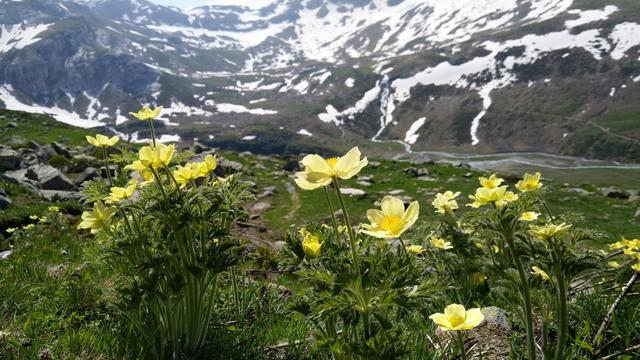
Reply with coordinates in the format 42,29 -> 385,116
231,267 -> 241,322
503,229 -> 537,360
398,236 -> 408,258
148,119 -> 157,147
553,262 -> 568,360
322,187 -> 339,235
150,167 -> 168,202
456,331 -> 467,360
102,147 -> 114,186
332,178 -> 359,271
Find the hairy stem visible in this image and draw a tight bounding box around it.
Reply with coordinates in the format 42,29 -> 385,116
332,178 -> 359,271
456,331 -> 467,360
503,229 -> 537,360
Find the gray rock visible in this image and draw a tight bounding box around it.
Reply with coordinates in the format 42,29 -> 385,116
368,161 -> 381,168
25,140 -> 41,150
75,167 -> 98,186
635,208 -> 640,218
340,187 -> 366,198
416,176 -> 436,182
0,194 -> 11,209
388,189 -> 405,195
0,250 -> 13,260
356,180 -> 372,187
404,167 -> 429,177
9,135 -> 24,146
41,190 -> 82,201
37,144 -> 57,161
357,175 -> 374,183
600,187 -> 630,200
410,153 -> 434,165
0,148 -> 20,170
1,170 -> 42,194
190,141 -> 209,154
30,165 -> 76,191
257,185 -> 277,198
566,188 -> 591,195
250,201 -> 271,213
215,158 -> 243,176
52,142 -> 71,158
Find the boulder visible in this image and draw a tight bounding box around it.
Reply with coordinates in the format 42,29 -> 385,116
37,144 -> 57,161
52,142 -> 72,158
0,148 -> 20,170
30,165 -> 76,191
75,167 -> 98,186
600,187 -> 630,200
404,167 -> 429,177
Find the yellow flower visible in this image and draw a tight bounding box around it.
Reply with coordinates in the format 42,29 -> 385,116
29,215 -> 38,220
77,201 -> 117,234
432,191 -> 460,214
48,206 -> 60,213
632,263 -> 640,272
471,273 -> 487,286
300,228 -> 322,258
23,224 -> 35,230
201,154 -> 217,175
468,186 -> 518,208
531,266 -> 551,281
516,172 -> 543,192
492,245 -> 501,253
407,245 -> 425,254
294,147 -> 368,190
430,236 -> 453,250
173,163 -> 203,187
429,304 -> 484,331
478,174 -> 504,189
361,196 -> 419,239
6,227 -> 17,234
86,134 -> 119,148
135,144 -> 175,169
38,216 -> 47,223
607,261 -> 620,268
106,179 -> 137,203
529,223 -> 571,241
474,241 -> 484,249
519,211 -> 539,222
129,106 -> 162,121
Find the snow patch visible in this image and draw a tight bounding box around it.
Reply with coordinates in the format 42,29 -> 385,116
404,117 -> 426,145
297,129 -> 312,137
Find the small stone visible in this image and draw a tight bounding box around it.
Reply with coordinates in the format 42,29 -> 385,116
410,153 -> 434,165
388,189 -> 405,195
340,188 -> 366,198
462,172 -> 473,178
257,186 -> 277,198
356,180 -> 372,187
368,161 -> 381,168
250,201 -> 271,213
403,167 -> 429,177
41,190 -> 82,201
635,208 -> 640,218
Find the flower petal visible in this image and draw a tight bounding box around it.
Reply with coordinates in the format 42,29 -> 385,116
301,154 -> 331,174
366,209 -> 385,225
461,308 -> 484,330
381,196 -> 405,217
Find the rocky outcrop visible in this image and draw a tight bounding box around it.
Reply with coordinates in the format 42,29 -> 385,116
0,148 -> 20,171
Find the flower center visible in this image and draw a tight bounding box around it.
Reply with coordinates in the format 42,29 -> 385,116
448,313 -> 466,327
380,215 -> 404,235
326,157 -> 338,169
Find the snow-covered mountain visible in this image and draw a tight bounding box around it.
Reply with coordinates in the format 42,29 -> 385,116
1,0 -> 640,160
